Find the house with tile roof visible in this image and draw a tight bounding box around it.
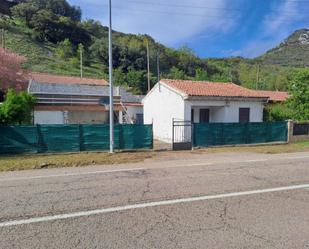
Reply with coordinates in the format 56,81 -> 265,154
28,73 -> 143,125
143,79 -> 270,143
255,90 -> 289,102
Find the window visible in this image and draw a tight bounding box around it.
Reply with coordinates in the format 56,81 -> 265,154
239,108 -> 250,123
199,109 -> 210,123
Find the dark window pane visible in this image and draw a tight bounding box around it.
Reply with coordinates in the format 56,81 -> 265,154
199,109 -> 210,123
239,108 -> 250,123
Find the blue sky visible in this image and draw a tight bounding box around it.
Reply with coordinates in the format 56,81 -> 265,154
68,0 -> 309,58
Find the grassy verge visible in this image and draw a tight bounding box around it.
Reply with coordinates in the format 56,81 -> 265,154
0,151 -> 154,172
0,141 -> 308,172
197,141 -> 309,154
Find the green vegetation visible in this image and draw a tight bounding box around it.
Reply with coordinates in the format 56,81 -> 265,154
287,69 -> 309,120
263,103 -> 294,122
0,89 -> 36,125
260,29 -> 309,67
1,0 -> 305,95
1,0 -> 309,99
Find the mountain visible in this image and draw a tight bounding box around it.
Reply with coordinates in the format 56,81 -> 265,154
0,0 -> 305,93
259,29 -> 309,67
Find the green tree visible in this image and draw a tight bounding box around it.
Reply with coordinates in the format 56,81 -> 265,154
168,67 -> 186,80
263,103 -> 294,122
287,69 -> 309,120
56,38 -> 73,59
0,89 -> 36,125
194,68 -> 209,81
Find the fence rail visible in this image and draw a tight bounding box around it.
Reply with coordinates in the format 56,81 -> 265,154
293,123 -> 309,136
0,124 -> 153,155
193,122 -> 288,147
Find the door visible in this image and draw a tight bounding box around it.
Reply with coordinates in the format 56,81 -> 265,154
199,109 -> 210,123
239,108 -> 250,123
172,120 -> 192,150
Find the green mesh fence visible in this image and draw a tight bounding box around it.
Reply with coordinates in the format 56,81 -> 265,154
193,122 -> 287,147
120,124 -> 154,150
0,124 -> 153,154
0,126 -> 38,154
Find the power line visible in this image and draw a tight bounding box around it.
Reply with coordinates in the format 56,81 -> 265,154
110,6 -> 309,23
126,0 -> 309,16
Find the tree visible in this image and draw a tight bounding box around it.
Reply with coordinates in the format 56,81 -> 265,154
195,68 -> 209,81
287,69 -> 309,120
168,67 -> 186,80
56,38 -> 73,59
0,89 -> 36,125
0,48 -> 27,91
12,0 -> 90,45
263,103 -> 294,122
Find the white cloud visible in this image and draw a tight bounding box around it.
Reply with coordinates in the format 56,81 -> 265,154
71,0 -> 239,46
234,0 -> 309,58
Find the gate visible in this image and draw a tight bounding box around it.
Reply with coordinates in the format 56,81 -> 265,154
172,119 -> 193,150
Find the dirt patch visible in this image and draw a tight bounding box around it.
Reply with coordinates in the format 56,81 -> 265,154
0,151 -> 154,172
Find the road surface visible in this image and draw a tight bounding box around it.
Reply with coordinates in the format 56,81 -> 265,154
0,151 -> 309,249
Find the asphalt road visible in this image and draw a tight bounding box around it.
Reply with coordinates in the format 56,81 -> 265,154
0,151 -> 309,249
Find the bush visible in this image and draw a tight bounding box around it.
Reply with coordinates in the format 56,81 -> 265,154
263,103 -> 294,122
0,89 -> 36,125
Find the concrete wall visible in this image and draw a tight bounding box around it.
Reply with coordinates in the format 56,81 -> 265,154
68,111 -> 108,124
288,120 -> 309,143
143,83 -> 185,142
34,111 -> 64,124
34,110 -> 109,124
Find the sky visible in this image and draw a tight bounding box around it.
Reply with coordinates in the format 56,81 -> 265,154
68,0 -> 309,58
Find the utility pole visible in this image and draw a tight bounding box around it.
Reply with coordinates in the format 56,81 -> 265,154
146,40 -> 151,92
1,29 -> 5,49
157,51 -> 160,82
256,63 -> 260,90
108,0 -> 114,153
79,44 -> 83,78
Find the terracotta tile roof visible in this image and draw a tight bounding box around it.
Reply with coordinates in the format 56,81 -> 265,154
161,79 -> 268,99
30,73 -> 108,86
255,90 -> 289,102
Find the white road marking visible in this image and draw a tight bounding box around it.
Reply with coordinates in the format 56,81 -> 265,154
284,155 -> 309,160
243,159 -> 268,163
1,183 -> 309,228
0,154 -> 308,182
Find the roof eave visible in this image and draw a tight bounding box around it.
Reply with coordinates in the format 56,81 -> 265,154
186,96 -> 269,101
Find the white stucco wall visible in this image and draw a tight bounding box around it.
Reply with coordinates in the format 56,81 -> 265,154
223,100 -> 264,122
186,99 -> 264,123
143,83 -> 185,142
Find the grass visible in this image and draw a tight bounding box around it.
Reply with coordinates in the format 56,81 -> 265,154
0,151 -> 154,172
197,141 -> 309,154
4,26 -> 107,79
0,141 -> 308,172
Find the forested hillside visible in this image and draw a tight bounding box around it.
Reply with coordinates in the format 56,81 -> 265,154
0,0 -> 304,94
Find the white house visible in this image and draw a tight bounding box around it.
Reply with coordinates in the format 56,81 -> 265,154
28,73 -> 143,125
143,79 -> 269,143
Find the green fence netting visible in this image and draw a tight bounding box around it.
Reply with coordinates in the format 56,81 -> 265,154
0,126 -> 38,154
193,122 -> 287,147
0,124 -> 153,155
